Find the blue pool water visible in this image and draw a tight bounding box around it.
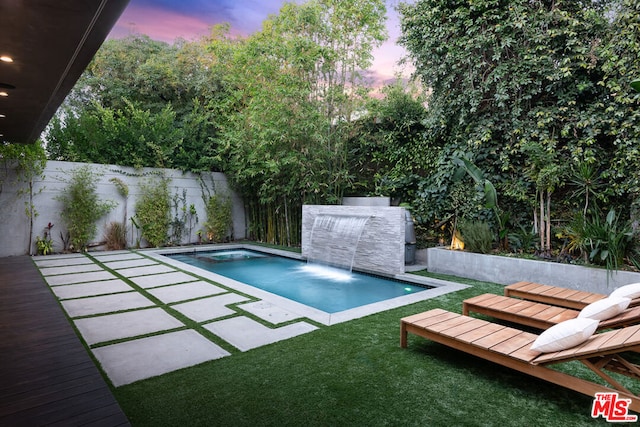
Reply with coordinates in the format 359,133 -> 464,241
166,250 -> 430,313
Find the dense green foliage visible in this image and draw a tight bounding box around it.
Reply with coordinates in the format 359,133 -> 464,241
47,0 -> 388,245
397,0 -> 640,256
55,165 -> 115,251
134,178 -> 171,247
46,36 -> 221,172
45,0 -> 640,261
349,81 -> 434,201
203,193 -> 232,243
211,0 -> 387,244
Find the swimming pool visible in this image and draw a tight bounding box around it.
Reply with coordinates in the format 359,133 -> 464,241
166,249 -> 432,313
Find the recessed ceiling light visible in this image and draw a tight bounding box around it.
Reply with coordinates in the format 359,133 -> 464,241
0,56 -> 13,63
0,92 -> 7,97
0,114 -> 5,118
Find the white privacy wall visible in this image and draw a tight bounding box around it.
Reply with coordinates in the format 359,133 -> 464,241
301,205 -> 406,275
0,160 -> 245,257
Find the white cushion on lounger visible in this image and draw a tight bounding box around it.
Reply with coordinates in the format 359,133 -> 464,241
531,318 -> 599,353
577,296 -> 631,321
610,283 -> 640,300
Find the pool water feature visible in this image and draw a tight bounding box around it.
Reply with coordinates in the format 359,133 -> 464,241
166,249 -> 432,313
308,214 -> 371,271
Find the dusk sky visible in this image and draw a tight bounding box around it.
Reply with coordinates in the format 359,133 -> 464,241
108,0 -> 414,86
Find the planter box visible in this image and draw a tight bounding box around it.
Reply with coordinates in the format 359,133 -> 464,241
426,247 -> 640,294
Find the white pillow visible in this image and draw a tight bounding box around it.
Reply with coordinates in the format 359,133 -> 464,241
531,318 -> 599,353
577,296 -> 631,321
610,283 -> 640,300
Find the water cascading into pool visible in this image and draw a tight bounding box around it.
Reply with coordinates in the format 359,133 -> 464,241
307,214 -> 372,272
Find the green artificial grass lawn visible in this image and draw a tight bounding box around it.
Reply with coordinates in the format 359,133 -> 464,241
114,272 -> 621,426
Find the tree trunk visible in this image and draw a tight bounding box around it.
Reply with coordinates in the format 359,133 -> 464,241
539,191 -> 545,252
546,191 -> 552,252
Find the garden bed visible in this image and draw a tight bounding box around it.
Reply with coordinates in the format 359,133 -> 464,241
422,247 -> 640,294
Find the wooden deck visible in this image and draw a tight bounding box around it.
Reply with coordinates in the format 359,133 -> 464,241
0,256 -> 130,426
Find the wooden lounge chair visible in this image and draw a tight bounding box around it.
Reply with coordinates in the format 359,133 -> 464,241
463,293 -> 640,331
401,308 -> 640,412
504,281 -> 607,310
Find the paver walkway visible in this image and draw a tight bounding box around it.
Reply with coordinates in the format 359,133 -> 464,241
34,251 -> 318,387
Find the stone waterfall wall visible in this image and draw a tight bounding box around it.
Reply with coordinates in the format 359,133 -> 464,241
301,205 -> 406,275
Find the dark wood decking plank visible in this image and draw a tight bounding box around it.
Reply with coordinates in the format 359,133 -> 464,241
0,256 -> 129,426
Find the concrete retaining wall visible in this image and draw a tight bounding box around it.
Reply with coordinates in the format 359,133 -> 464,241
301,205 -> 406,275
426,247 -> 640,294
0,160 -> 245,257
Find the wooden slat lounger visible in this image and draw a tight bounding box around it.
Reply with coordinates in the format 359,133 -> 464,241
463,293 -> 640,331
401,308 -> 640,412
504,281 -> 607,310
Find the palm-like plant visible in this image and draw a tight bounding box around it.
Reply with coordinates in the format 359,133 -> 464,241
569,162 -> 605,218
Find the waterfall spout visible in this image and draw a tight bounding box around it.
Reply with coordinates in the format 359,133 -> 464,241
308,214 -> 371,272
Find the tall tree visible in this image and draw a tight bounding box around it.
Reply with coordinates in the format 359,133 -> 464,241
211,0 -> 387,244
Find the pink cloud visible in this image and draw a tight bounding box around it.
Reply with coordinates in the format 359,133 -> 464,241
108,1 -> 413,87
109,5 -> 224,43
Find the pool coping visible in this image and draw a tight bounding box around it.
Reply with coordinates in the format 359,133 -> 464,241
145,244 -> 469,326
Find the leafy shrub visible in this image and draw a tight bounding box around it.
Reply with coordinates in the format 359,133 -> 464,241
583,209 -> 637,271
135,178 -> 171,247
561,209 -> 639,271
459,220 -> 494,254
56,165 -> 115,252
104,221 -> 127,250
560,214 -> 589,262
508,225 -> 537,254
203,193 -> 232,243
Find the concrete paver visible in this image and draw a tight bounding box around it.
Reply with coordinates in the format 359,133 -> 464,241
204,316 -> 317,351
116,264 -> 175,277
75,307 -> 185,345
92,330 -> 230,386
39,263 -> 103,276
45,270 -> 118,286
50,279 -> 133,299
147,281 -> 227,304
171,293 -> 250,322
130,271 -> 199,288
61,292 -> 155,317
238,301 -> 304,324
103,258 -> 159,269
33,255 -> 92,268
92,253 -> 145,262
